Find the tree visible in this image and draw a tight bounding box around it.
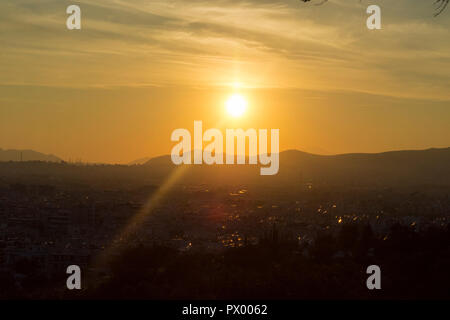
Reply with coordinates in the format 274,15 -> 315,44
300,0 -> 449,16
434,0 -> 450,15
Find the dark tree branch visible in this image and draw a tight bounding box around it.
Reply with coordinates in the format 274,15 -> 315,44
434,0 -> 449,16
300,0 -> 449,16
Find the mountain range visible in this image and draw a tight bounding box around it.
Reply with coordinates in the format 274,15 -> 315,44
135,147 -> 450,188
1,147 -> 449,188
0,148 -> 62,163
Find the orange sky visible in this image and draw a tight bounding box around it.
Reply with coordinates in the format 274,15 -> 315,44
1,0 -> 449,163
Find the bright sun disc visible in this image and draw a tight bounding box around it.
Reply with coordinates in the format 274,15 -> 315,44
226,94 -> 247,117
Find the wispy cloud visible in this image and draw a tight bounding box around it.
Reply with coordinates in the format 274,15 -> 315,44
0,0 -> 449,99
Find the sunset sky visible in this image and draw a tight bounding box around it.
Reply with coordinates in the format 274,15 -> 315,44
1,0 -> 449,163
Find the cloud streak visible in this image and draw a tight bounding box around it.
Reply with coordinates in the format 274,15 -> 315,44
0,0 -> 449,99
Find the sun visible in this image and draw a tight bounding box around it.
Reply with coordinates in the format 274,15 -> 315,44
226,94 -> 247,118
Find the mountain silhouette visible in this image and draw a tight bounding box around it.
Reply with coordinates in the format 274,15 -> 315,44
138,147 -> 450,187
0,148 -> 62,163
128,157 -> 152,165
1,147 -> 448,189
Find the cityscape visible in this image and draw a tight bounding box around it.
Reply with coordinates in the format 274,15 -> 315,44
0,152 -> 449,299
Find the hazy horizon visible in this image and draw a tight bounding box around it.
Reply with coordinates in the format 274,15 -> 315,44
1,144 -> 450,165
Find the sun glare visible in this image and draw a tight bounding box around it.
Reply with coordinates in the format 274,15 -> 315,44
226,94 -> 247,118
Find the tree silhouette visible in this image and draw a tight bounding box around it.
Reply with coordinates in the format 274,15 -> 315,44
435,0 -> 450,15
300,0 -> 449,16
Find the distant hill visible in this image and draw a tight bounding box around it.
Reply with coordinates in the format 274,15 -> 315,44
0,148 -> 62,163
138,147 -> 450,187
128,157 -> 152,165
0,147 -> 449,189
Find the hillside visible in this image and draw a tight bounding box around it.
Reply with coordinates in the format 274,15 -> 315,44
0,148 -> 62,163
